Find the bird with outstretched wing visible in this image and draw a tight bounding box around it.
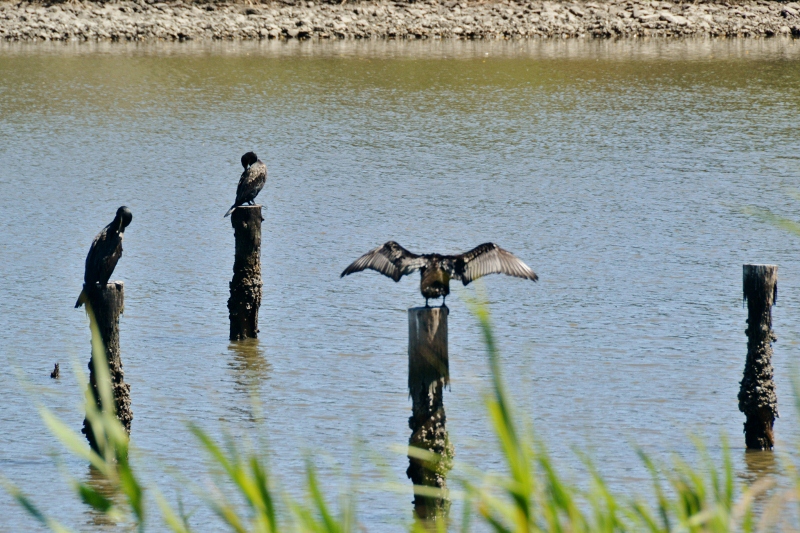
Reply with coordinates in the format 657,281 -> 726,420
341,241 -> 537,306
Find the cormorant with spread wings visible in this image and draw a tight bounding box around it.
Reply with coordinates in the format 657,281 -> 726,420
75,206 -> 133,308
224,151 -> 267,217
341,241 -> 538,306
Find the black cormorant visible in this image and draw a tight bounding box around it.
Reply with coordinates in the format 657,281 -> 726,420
224,151 -> 267,217
341,241 -> 538,306
74,206 -> 133,308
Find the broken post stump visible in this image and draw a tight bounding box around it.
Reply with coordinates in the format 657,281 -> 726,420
738,264 -> 778,450
228,205 -> 263,341
81,281 -> 133,452
407,306 -> 454,521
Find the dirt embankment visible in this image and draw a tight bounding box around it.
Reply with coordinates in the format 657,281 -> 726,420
1,0 -> 799,41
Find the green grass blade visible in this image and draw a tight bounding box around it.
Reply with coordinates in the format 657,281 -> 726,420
305,459 -> 340,533
250,455 -> 278,532
746,207 -> 800,237
1,478 -> 75,533
40,408 -> 108,474
76,482 -> 114,513
84,302 -> 116,419
118,458 -> 145,529
154,490 -> 193,533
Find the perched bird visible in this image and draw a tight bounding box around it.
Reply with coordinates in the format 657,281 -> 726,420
74,206 -> 133,308
341,241 -> 538,307
50,363 -> 60,379
224,151 -> 267,217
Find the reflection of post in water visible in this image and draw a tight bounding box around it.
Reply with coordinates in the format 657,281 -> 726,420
743,448 -> 778,482
82,465 -> 123,529
742,449 -> 779,512
80,282 -> 133,452
228,338 -> 270,392
407,306 -> 454,522
738,264 -> 778,450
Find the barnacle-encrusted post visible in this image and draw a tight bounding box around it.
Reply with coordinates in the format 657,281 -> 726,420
407,306 -> 453,521
81,281 -> 132,452
228,205 -> 263,341
739,264 -> 778,450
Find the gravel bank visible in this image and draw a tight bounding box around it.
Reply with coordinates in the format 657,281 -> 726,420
1,0 -> 799,41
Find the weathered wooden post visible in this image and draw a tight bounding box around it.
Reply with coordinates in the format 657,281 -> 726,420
738,264 -> 778,450
81,282 -> 133,451
228,205 -> 263,341
407,306 -> 454,521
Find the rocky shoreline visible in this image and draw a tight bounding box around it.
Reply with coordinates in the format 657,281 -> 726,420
1,0 -> 799,41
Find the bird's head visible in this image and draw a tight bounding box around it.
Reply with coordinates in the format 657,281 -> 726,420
116,206 -> 133,232
241,151 -> 258,169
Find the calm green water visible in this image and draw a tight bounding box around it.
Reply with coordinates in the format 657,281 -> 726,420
1,39 -> 800,531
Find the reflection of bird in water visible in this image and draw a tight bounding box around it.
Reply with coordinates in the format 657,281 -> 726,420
75,206 -> 133,308
224,151 -> 267,217
341,241 -> 538,307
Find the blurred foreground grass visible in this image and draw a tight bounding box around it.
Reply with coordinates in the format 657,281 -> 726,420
4,302 -> 800,532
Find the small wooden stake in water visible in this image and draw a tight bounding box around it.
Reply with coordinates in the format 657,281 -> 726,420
228,205 -> 263,341
739,264 -> 778,450
81,281 -> 133,451
407,306 -> 453,521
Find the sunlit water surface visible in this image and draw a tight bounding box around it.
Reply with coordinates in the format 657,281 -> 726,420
1,38 -> 800,531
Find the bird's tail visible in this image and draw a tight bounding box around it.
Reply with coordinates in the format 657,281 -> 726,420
224,205 -> 236,217
74,289 -> 85,308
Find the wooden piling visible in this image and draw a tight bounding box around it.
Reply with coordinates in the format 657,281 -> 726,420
228,205 -> 263,341
407,306 -> 454,521
81,281 -> 133,451
738,264 -> 778,450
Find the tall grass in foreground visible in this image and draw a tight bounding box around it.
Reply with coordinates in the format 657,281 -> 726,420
3,304 -> 800,531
